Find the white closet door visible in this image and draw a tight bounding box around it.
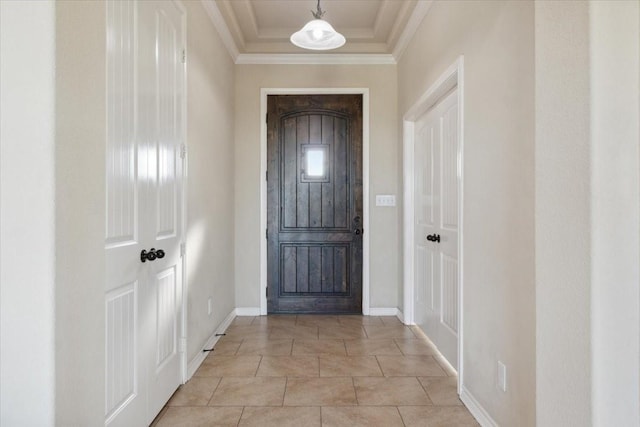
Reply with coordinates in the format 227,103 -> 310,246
414,89 -> 460,370
105,1 -> 184,425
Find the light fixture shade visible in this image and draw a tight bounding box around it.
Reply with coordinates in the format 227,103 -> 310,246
290,19 -> 346,51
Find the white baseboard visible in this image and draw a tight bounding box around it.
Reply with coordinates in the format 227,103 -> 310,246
396,309 -> 405,323
186,309 -> 236,380
235,307 -> 261,316
460,385 -> 499,427
368,307 -> 400,317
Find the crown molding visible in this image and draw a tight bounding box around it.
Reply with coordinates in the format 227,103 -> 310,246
392,0 -> 434,62
201,0 -> 240,61
235,53 -> 396,65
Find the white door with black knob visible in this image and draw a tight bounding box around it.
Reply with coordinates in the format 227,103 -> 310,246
105,1 -> 185,425
413,88 -> 459,371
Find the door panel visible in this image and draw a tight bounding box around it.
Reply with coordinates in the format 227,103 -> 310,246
105,0 -> 137,249
441,254 -> 458,333
267,95 -> 362,313
105,282 -> 139,425
441,103 -> 459,230
414,89 -> 459,370
155,267 -> 177,369
155,4 -> 179,239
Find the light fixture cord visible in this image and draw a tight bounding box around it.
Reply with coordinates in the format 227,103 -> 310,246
312,0 -> 325,19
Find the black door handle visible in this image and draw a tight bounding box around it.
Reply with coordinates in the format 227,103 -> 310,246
426,234 -> 441,243
141,248 -> 165,263
353,215 -> 363,235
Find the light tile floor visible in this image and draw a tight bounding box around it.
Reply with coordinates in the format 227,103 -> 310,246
151,315 -> 479,427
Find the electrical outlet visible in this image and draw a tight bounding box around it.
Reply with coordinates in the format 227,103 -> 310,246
207,298 -> 212,316
497,361 -> 507,392
376,194 -> 396,207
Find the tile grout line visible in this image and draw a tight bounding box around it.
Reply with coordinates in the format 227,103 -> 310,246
206,377 -> 223,406
415,375 -> 435,406
374,355 -> 387,377
282,376 -> 289,407
254,355 -> 263,377
351,376 -> 360,406
236,406 -> 245,427
234,338 -> 244,356
392,338 -> 406,356
396,405 -> 408,427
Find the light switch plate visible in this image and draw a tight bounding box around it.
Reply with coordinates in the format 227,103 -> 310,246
376,195 -> 396,207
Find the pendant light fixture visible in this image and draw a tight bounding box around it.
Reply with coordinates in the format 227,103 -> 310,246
290,0 -> 346,51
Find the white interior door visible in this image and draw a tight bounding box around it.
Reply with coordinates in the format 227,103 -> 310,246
138,0 -> 185,420
414,89 -> 460,370
105,1 -> 185,426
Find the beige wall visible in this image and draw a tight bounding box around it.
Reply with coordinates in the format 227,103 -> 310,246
398,1 -> 536,425
233,64 -> 399,311
535,2 -> 592,424
184,1 -> 237,362
590,2 -> 640,424
55,1 -> 106,425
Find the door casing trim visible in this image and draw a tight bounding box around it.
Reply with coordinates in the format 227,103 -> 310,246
176,0 -> 188,385
402,56 -> 464,392
260,88 -> 370,315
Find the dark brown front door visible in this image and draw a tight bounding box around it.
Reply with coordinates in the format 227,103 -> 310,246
267,94 -> 363,313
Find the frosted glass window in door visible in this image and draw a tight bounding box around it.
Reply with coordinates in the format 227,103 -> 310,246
306,148 -> 325,177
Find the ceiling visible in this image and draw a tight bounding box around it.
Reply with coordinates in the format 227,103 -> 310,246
203,0 -> 433,63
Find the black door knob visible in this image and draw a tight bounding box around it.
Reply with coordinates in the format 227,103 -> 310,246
141,248 -> 165,263
426,234 -> 441,243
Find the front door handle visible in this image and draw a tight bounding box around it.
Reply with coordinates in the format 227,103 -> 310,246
353,215 -> 363,235
426,234 -> 440,243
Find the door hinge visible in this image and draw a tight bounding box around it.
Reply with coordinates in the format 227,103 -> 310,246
179,337 -> 186,353
266,287 -> 268,298
180,144 -> 187,159
265,228 -> 268,240
180,242 -> 186,257
266,171 -> 268,181
182,49 -> 186,64
266,113 -> 268,123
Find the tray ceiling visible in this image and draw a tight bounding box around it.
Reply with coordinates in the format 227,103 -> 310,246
204,0 -> 433,62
